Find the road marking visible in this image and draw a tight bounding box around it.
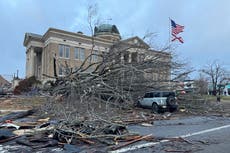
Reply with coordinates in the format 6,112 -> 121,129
110,124 -> 230,153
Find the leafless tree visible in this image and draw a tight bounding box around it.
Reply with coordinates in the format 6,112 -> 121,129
42,5 -> 192,121
194,73 -> 208,95
201,61 -> 227,95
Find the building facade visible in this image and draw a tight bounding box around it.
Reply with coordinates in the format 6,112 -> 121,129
24,24 -> 171,82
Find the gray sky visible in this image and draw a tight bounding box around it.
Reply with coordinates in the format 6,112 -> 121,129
0,0 -> 230,79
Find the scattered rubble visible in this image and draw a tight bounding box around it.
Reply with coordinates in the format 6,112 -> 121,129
0,94 -> 229,152
0,109 -> 159,152
177,94 -> 226,116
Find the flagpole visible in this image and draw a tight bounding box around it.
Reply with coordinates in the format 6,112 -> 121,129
168,17 -> 171,46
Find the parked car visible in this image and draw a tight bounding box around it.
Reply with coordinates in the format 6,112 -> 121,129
137,91 -> 178,113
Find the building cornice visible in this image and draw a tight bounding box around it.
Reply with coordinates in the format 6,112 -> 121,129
42,28 -> 114,46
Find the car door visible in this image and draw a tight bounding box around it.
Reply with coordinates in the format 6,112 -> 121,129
152,92 -> 161,105
141,92 -> 152,107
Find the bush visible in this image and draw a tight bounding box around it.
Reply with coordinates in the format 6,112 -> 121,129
14,76 -> 41,95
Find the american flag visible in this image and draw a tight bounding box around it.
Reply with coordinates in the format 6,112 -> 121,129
171,19 -> 184,35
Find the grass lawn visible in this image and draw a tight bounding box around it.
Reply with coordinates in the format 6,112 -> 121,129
203,95 -> 230,101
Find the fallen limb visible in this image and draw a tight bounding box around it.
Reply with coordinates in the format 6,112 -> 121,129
164,149 -> 192,152
178,137 -> 193,144
114,135 -> 142,142
0,109 -> 36,123
164,137 -> 193,145
0,135 -> 20,143
113,117 -> 155,124
77,137 -> 95,144
111,134 -> 152,150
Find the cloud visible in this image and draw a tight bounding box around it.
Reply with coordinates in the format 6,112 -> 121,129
0,0 -> 230,78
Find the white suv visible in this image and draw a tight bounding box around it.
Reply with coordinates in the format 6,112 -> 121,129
137,91 -> 178,113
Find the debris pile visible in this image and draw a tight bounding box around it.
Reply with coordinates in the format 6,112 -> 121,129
0,109 -> 157,152
177,94 -> 224,115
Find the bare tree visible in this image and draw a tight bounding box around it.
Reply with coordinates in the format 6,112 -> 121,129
201,61 -> 227,95
42,5 -> 192,121
194,73 -> 208,95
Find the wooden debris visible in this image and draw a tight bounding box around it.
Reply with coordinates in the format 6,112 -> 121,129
0,109 -> 36,123
114,117 -> 155,124
0,135 -> 20,143
78,137 -> 95,145
197,140 -> 209,145
164,137 -> 193,145
111,134 -> 152,150
37,117 -> 50,122
13,126 -> 54,136
164,149 -> 192,152
16,138 -> 58,149
114,135 -> 142,142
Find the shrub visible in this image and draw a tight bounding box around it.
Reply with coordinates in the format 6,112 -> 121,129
14,76 -> 41,95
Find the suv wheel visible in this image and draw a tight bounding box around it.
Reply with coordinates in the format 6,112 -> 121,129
167,96 -> 176,105
152,103 -> 159,113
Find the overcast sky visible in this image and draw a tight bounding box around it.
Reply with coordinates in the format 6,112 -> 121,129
0,0 -> 230,80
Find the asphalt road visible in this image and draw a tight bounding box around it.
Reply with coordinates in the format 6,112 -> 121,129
112,115 -> 230,153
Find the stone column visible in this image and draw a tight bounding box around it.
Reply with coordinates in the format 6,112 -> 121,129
41,49 -> 44,81
25,49 -> 29,77
128,52 -> 131,63
121,52 -> 124,64
30,47 -> 35,77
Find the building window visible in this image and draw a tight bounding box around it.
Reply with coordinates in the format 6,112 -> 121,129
92,50 -> 98,62
59,45 -> 64,57
131,52 -> 137,63
80,48 -> 85,61
74,48 -> 79,59
124,52 -> 129,63
59,45 -> 70,58
75,47 -> 85,61
58,66 -> 64,76
139,54 -> 145,62
65,46 -> 70,58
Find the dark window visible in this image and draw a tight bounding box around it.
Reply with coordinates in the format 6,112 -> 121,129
124,52 -> 129,63
131,52 -> 138,63
144,93 -> 151,98
153,92 -> 160,97
162,92 -> 175,97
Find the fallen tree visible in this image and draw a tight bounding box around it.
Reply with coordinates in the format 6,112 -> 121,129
39,5 -> 192,121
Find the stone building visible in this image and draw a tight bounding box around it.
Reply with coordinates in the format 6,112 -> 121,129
23,24 -> 171,82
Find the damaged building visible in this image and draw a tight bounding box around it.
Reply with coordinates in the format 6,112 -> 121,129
23,24 -> 171,83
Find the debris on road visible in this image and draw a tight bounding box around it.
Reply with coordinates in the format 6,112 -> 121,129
0,109 -> 36,123
0,109 -> 157,152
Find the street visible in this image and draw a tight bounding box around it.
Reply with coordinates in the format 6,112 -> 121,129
112,115 -> 230,153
